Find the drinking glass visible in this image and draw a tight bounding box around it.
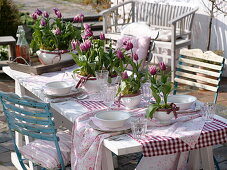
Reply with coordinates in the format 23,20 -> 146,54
142,82 -> 152,106
95,70 -> 109,99
202,102 -> 216,122
130,117 -> 147,139
102,85 -> 118,109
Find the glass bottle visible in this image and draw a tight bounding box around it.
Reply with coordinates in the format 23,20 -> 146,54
16,26 -> 30,64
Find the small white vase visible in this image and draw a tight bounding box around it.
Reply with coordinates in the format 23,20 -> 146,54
154,110 -> 174,125
36,49 -> 72,65
121,94 -> 142,109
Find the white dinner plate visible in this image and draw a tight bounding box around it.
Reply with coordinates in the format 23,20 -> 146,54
88,119 -> 131,132
43,87 -> 80,98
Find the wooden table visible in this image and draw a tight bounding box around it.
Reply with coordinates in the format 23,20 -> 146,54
3,66 -> 226,170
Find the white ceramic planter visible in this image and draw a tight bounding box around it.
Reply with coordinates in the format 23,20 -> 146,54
154,110 -> 174,125
121,94 -> 142,109
36,49 -> 72,65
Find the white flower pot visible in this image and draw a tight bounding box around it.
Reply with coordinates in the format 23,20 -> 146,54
74,74 -> 101,93
121,94 -> 142,109
154,110 -> 174,125
36,49 -> 72,65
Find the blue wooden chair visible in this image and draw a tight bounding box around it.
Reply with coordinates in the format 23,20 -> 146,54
173,49 -> 225,170
0,92 -> 71,170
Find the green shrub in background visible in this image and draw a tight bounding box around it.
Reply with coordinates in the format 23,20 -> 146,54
0,46 -> 8,61
0,0 -> 21,37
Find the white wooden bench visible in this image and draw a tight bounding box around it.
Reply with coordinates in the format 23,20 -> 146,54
100,1 -> 198,80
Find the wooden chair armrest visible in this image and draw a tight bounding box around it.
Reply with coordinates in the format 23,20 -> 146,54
99,1 -> 134,16
168,7 -> 199,24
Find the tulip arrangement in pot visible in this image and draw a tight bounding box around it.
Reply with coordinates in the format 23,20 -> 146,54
71,24 -> 118,92
30,8 -> 82,65
115,39 -> 146,109
146,62 -> 179,124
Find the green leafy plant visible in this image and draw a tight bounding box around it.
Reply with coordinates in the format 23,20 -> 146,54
30,8 -> 81,51
0,46 -> 8,61
71,25 -> 116,77
146,62 -> 174,118
115,40 -> 146,96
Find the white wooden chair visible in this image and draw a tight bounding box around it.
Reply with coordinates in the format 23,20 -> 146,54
100,0 -> 198,80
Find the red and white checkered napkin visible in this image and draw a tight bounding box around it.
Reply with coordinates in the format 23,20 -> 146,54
131,117 -> 227,157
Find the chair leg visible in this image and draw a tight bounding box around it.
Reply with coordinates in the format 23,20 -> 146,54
213,156 -> 220,170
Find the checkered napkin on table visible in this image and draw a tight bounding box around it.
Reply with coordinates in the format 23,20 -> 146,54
131,117 -> 227,157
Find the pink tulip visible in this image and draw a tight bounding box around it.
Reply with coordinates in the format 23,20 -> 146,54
53,28 -> 61,35
116,50 -> 124,59
84,40 -> 91,49
73,15 -> 80,22
71,40 -> 80,50
149,65 -> 157,75
43,11 -> 49,18
79,14 -> 84,22
122,71 -> 129,80
40,19 -> 46,26
84,29 -> 93,38
133,53 -> 139,61
99,32 -> 105,40
31,13 -> 37,20
159,62 -> 166,71
84,24 -> 91,30
35,8 -> 42,16
56,11 -> 62,18
124,41 -> 133,51
80,43 -> 87,52
53,8 -> 59,15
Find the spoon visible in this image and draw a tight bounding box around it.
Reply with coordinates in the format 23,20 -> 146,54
76,93 -> 88,100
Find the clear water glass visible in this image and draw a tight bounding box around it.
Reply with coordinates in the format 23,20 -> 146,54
202,102 -> 216,122
131,118 -> 147,139
102,85 -> 118,109
95,70 -> 109,86
142,82 -> 152,106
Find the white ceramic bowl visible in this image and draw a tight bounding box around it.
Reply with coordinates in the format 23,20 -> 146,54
167,95 -> 197,110
94,110 -> 131,128
121,94 -> 142,109
44,81 -> 74,95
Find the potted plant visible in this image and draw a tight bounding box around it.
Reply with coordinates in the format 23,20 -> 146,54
146,62 -> 179,124
71,25 -> 117,92
115,40 -> 146,109
30,8 -> 82,65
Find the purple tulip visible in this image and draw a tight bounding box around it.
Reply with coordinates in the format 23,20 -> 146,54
79,13 -> 84,22
84,24 -> 91,30
159,62 -> 166,71
125,41 -> 133,51
40,19 -> 46,26
73,15 -> 80,22
80,43 -> 88,52
31,12 -> 37,20
53,8 -> 59,15
84,40 -> 91,49
84,29 -> 93,38
133,53 -> 139,61
122,71 -> 129,80
149,66 -> 157,75
99,32 -> 105,40
116,50 -> 124,59
71,40 -> 80,50
43,11 -> 49,18
35,8 -> 42,16
56,11 -> 62,18
53,28 -> 61,35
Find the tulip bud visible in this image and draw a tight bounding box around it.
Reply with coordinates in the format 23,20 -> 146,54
40,19 -> 46,26
53,8 -> 59,15
80,43 -> 87,52
35,8 -> 42,16
43,11 -> 49,18
84,40 -> 91,49
56,11 -> 62,18
99,32 -> 105,40
159,62 -> 166,71
116,50 -> 124,59
149,66 -> 157,75
73,15 -> 80,22
84,29 -> 93,38
71,40 -> 80,50
53,28 -> 61,35
133,53 -> 139,61
125,41 -> 133,51
31,13 -> 37,20
122,71 -> 129,80
79,13 -> 84,22
84,24 -> 91,30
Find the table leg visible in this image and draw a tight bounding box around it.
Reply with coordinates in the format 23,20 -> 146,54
200,146 -> 215,170
102,146 -> 114,170
188,149 -> 201,170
